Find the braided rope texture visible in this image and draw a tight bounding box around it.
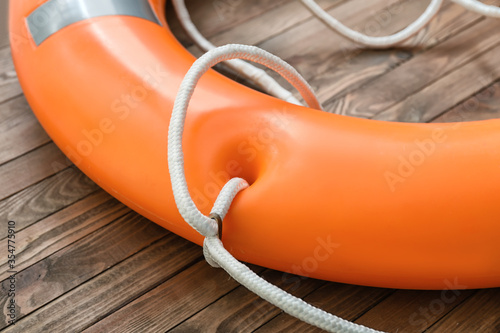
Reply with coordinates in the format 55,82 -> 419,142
167,44 -> 385,332
167,1 -> 500,330
168,44 -> 321,236
301,0 -> 500,48
172,0 -> 304,105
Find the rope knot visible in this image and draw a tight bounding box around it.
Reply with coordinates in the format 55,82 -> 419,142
203,237 -> 220,268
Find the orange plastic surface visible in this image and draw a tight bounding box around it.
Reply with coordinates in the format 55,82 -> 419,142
10,0 -> 500,289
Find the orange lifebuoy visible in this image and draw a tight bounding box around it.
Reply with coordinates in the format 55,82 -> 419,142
10,0 -> 500,290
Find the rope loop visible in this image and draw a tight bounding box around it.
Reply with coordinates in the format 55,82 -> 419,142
452,0 -> 500,18
168,44 -> 322,239
172,0 -> 304,105
167,2 -> 500,330
301,0 -> 443,48
301,0 -> 500,48
168,44 -> 384,333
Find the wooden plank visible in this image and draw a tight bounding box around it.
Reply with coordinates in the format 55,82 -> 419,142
426,289 -> 500,333
181,0 -> 346,89
169,270 -> 325,332
166,0 -> 290,47
0,167 -> 100,239
0,95 -> 51,165
171,0 -> 499,119
0,191 -> 130,281
0,1 -> 8,48
0,47 -> 22,104
0,47 -> 13,73
254,283 -> 392,332
1,204 -> 141,325
1,219 -> 187,332
204,0 -> 344,48
257,0 -> 405,73
83,262 -> 263,333
373,43 -> 500,121
433,80 -> 500,122
0,142 -> 73,201
2,1 -> 500,332
327,6 -> 500,118
255,0 -> 487,105
354,288 -> 475,332
183,0 -> 405,95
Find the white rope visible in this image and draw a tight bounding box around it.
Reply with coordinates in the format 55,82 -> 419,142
168,44 -> 321,236
168,44 -> 383,333
203,237 -> 383,333
172,0 -> 304,106
300,0 -> 443,48
301,0 -> 500,48
451,0 -> 500,17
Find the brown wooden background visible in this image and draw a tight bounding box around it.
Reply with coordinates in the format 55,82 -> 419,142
1,0 -> 500,332
0,2 -> 8,49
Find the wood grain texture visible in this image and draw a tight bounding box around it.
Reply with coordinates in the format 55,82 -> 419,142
254,283 -> 392,333
354,288 -> 475,332
2,0 -> 500,332
433,80 -> 500,122
0,191 -> 129,281
256,0 -> 489,105
192,0 -> 344,48
326,3 -> 500,117
373,42 -> 500,121
0,95 -> 51,165
426,289 -> 500,333
258,0 -> 407,79
0,166 -> 99,239
179,0 -> 346,89
0,197 -> 135,327
166,0 -> 290,47
83,262 -> 261,333
0,47 -> 22,104
0,143 -> 73,201
0,2 -> 8,49
3,231 -> 199,332
169,270 -> 325,333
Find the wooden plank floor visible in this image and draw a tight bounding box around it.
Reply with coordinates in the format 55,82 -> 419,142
2,0 -> 500,332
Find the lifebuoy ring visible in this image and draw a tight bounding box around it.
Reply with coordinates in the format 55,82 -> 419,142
10,0 -> 500,292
